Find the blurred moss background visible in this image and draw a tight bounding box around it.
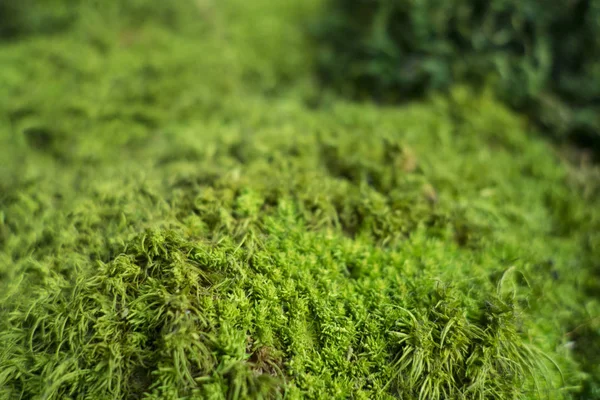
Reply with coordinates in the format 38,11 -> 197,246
315,0 -> 600,152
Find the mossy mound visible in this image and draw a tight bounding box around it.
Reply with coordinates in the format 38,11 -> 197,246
1,0 -> 599,399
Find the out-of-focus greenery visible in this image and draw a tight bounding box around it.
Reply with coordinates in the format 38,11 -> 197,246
316,0 -> 600,150
0,0 -> 599,399
0,0 -> 76,38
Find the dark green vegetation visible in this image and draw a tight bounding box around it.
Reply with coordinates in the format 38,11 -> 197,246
1,1 -> 599,399
316,0 -> 600,150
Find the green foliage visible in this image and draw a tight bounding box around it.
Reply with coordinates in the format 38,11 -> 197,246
0,0 -> 211,42
0,0 -> 78,38
0,0 -> 599,399
316,0 -> 600,150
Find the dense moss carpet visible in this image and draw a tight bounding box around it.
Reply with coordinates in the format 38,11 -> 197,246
0,1 -> 599,399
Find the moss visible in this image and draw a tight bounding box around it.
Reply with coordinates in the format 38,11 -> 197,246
314,0 -> 600,151
0,0 -> 599,399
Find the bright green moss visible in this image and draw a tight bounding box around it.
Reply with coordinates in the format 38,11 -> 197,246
0,1 -> 599,399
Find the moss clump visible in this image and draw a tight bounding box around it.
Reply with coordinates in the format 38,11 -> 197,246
1,229 -> 280,399
0,0 -> 599,399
